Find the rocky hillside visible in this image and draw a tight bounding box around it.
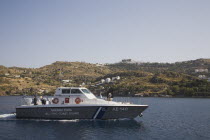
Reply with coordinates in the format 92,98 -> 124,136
108,58 -> 210,77
0,59 -> 210,97
0,62 -> 113,96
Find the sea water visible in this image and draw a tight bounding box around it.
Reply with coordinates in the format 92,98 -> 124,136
0,96 -> 210,140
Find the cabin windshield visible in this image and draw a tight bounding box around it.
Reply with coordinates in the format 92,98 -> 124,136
81,89 -> 91,94
71,89 -> 82,94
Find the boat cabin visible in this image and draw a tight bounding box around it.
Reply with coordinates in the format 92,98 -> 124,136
22,87 -> 98,106
49,87 -> 98,105
54,87 -> 96,99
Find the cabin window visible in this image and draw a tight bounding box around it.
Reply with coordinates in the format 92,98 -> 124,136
81,89 -> 91,94
71,89 -> 82,94
62,89 -> 70,94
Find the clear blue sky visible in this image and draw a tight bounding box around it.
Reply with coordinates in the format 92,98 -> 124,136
1,0 -> 210,68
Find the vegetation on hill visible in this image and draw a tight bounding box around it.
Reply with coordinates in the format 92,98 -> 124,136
108,58 -> 210,77
92,70 -> 210,97
0,59 -> 210,97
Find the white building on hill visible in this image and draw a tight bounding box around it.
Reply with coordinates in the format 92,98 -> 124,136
198,75 -> 206,79
195,69 -> 208,73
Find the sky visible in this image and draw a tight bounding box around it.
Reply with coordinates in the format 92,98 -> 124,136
0,0 -> 210,68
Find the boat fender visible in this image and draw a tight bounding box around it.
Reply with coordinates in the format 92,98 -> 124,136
75,97 -> 81,104
52,98 -> 59,104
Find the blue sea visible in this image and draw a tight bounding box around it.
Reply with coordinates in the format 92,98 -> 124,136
0,96 -> 210,140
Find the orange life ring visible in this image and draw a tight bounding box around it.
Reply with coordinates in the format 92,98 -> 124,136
52,98 -> 59,104
75,97 -> 81,104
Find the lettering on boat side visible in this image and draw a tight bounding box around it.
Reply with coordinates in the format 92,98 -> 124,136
51,108 -> 72,112
45,112 -> 79,116
44,108 -> 79,116
112,107 -> 128,112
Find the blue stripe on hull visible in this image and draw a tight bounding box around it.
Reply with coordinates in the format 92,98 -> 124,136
92,107 -> 102,119
92,107 -> 100,119
96,107 -> 108,119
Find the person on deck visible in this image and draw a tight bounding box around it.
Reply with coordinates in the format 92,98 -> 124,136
33,96 -> 38,105
40,96 -> 46,105
107,93 -> 113,101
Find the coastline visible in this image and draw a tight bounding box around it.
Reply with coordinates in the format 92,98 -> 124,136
1,94 -> 210,98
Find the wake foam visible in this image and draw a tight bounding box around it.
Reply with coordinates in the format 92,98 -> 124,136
0,114 -> 16,119
57,119 -> 79,122
0,114 -> 139,123
0,114 -> 80,122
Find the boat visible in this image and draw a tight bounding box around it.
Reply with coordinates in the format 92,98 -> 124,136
16,87 -> 148,120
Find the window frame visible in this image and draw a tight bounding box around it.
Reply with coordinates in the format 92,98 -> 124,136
70,89 -> 83,94
61,88 -> 71,94
81,88 -> 91,94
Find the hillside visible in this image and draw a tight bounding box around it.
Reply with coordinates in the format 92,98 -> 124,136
0,59 -> 210,97
108,58 -> 210,77
0,61 -> 114,96
91,70 -> 210,97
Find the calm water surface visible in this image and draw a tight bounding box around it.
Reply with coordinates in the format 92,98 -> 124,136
0,96 -> 210,140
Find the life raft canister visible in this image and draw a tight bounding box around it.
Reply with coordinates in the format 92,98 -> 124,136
52,98 -> 59,104
75,97 -> 82,104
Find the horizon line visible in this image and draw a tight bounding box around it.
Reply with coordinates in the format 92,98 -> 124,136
1,57 -> 209,69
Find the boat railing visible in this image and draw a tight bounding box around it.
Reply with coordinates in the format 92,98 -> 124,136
19,96 -> 133,106
20,97 -> 53,106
